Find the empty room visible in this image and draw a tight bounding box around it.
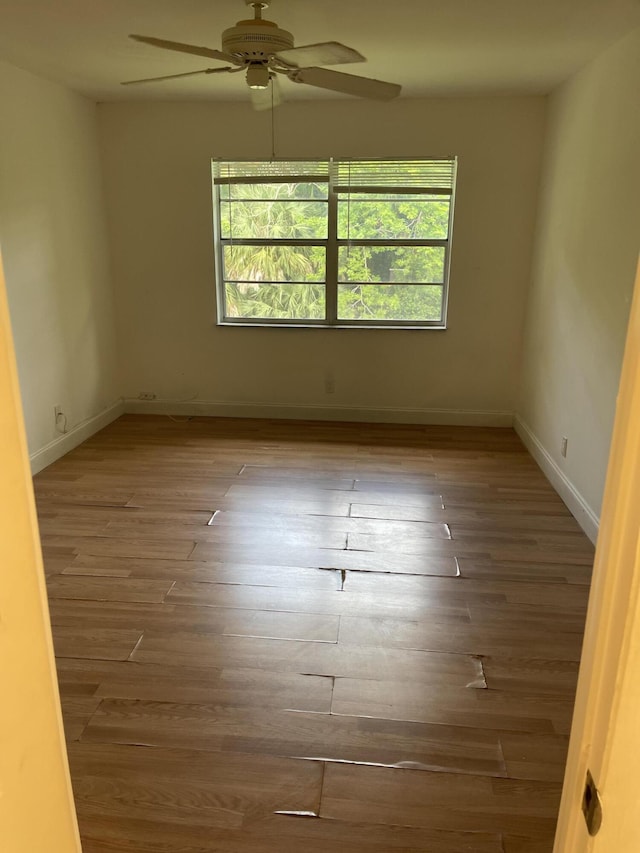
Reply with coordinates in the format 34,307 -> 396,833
1,2 -> 640,851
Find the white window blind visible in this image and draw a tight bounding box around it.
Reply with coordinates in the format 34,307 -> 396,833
213,160 -> 329,183
213,159 -> 456,192
333,159 -> 456,194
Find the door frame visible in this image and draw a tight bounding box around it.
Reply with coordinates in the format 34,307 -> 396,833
0,251 -> 81,851
554,257 -> 640,851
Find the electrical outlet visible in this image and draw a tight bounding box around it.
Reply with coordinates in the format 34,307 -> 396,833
138,392 -> 157,401
561,436 -> 568,457
54,405 -> 67,434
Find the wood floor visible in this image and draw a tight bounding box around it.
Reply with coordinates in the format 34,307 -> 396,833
35,415 -> 595,853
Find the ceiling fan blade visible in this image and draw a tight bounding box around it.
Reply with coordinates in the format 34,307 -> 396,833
130,35 -> 242,65
275,41 -> 364,68
291,67 -> 401,101
121,67 -> 233,86
250,75 -> 283,111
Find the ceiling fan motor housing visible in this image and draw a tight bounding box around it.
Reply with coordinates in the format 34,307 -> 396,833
222,18 -> 294,60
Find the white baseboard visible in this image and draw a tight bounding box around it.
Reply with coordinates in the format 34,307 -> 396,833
123,398 -> 514,427
30,399 -> 125,475
514,414 -> 599,544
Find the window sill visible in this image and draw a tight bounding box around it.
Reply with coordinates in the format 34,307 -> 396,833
216,321 -> 447,330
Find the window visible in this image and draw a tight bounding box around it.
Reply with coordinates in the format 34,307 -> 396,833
212,158 -> 457,327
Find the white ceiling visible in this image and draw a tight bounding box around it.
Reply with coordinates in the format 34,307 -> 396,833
0,0 -> 639,103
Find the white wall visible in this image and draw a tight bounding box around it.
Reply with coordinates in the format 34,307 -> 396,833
99,96 -> 546,424
0,60 -> 121,468
516,27 -> 640,538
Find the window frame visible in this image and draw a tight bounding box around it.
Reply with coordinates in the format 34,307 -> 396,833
212,157 -> 457,329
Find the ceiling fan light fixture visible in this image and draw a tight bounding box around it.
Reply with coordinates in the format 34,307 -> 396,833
246,63 -> 270,89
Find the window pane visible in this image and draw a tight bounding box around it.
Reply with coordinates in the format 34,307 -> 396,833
225,283 -> 325,320
337,196 -> 449,239
220,200 -> 328,239
338,284 -> 443,322
224,245 -> 325,283
338,246 -> 445,284
220,182 -> 328,200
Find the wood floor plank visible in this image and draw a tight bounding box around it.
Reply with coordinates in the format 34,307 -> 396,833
165,580 -> 474,619
61,556 -> 343,589
130,632 -> 485,686
38,516 -> 112,537
68,742 -> 322,831
33,487 -> 134,506
187,544 -> 463,576
228,482 -> 447,508
346,533 -> 487,558
77,813 -> 504,853
225,483 -> 355,501
81,699 -> 505,777
42,534 -> 196,560
104,521 -> 349,551
60,696 -> 103,741
216,495 -> 353,517
42,505 -> 213,526
47,576 -> 175,604
331,678 -> 574,734
238,470 -> 358,489
499,731 -> 570,782
41,545 -> 77,576
457,556 -> 592,585
467,602 -> 587,635
214,610 -> 339,642
167,611 -> 332,644
351,501 -> 444,521
244,815 -> 503,853
320,762 -> 562,836
56,658 -> 332,713
345,572 -> 591,610
338,615 -> 584,661
207,508 -> 452,539
48,597 -> 347,636
481,657 -> 581,696
502,834 -> 558,853
52,626 -> 143,661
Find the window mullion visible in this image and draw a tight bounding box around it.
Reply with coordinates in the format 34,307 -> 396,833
326,162 -> 338,325
213,182 -> 227,322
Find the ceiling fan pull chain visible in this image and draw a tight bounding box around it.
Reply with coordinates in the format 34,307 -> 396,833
271,80 -> 276,159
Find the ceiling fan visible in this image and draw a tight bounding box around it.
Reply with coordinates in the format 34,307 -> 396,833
124,0 -> 401,109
